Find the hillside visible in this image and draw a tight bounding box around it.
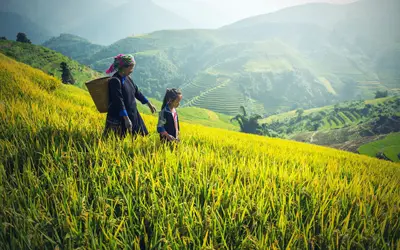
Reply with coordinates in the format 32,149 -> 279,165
45,0 -> 400,116
262,96 -> 400,128
0,40 -> 103,89
358,132 -> 400,162
81,31 -> 346,115
42,34 -> 104,64
261,96 -> 400,159
1,51 -> 400,249
0,12 -> 53,44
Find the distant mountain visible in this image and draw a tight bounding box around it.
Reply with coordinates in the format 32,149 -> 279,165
224,0 -> 400,44
67,0 -> 193,45
0,0 -> 113,33
42,34 -> 104,64
154,0 -> 356,29
0,12 -> 53,44
1,0 -> 193,45
152,0 -> 238,28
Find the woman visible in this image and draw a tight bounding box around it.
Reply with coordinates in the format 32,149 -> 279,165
103,54 -> 157,138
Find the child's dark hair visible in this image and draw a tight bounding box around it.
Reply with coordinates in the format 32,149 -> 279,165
161,88 -> 182,110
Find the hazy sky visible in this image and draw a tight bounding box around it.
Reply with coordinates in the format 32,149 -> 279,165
152,0 -> 357,27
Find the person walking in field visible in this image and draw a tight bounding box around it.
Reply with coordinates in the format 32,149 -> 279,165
157,88 -> 182,143
103,54 -> 157,138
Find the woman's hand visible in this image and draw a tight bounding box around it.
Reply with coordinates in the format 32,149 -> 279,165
123,116 -> 133,132
147,102 -> 157,114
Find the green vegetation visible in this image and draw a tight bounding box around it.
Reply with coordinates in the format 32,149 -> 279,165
230,106 -> 264,135
262,97 -> 400,136
16,32 -> 31,44
2,49 -> 400,250
375,90 -> 389,99
358,133 -> 400,162
42,34 -> 104,64
59,62 -> 75,84
256,96 -> 400,161
0,40 -> 102,89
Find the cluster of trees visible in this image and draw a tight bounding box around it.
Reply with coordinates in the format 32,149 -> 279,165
375,90 -> 389,99
0,32 -> 32,43
230,106 -> 279,138
16,32 -> 31,43
231,106 -> 263,135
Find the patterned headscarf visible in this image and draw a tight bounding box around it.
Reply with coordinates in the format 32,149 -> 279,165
105,54 -> 135,74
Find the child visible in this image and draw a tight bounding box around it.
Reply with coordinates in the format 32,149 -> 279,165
157,88 -> 182,142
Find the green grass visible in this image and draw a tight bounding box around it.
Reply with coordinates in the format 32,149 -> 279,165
365,96 -> 395,105
358,132 -> 400,162
0,40 -> 103,89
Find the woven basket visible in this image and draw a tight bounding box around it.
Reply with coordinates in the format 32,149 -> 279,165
85,77 -> 110,113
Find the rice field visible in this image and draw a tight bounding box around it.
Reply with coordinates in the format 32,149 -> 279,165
1,54 -> 400,249
182,75 -> 245,116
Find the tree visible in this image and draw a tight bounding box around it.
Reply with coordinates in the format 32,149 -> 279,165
231,106 -> 263,135
296,108 -> 304,117
334,104 -> 340,113
375,90 -> 388,99
376,152 -> 392,162
59,62 -> 75,84
0,37 -> 7,40
311,114 -> 323,122
16,32 -> 31,43
312,121 -> 322,131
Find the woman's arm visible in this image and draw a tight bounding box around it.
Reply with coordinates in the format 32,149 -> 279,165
129,77 -> 148,104
130,77 -> 157,113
